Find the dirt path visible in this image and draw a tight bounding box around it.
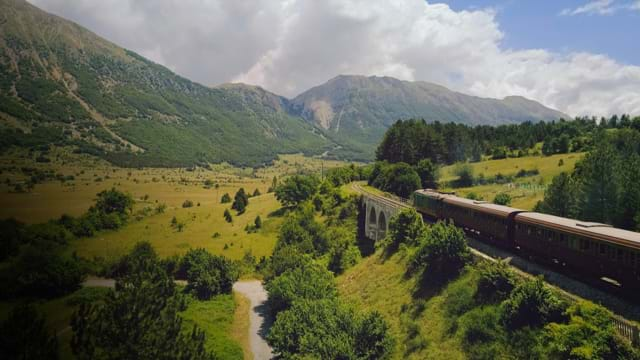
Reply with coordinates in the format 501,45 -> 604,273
232,280 -> 274,360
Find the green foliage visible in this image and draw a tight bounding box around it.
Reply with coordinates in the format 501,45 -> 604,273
275,175 -> 320,207
541,301 -> 639,359
267,298 -> 394,360
265,262 -> 337,315
231,188 -> 249,214
415,159 -> 439,189
252,188 -> 261,197
0,218 -> 25,261
453,163 -> 474,188
182,199 -> 194,208
410,221 -> 471,281
501,277 -> 567,329
534,172 -> 579,217
0,305 -> 58,360
492,192 -> 512,206
254,215 -> 262,229
223,209 -> 233,223
328,233 -> 362,275
177,248 -> 239,300
368,162 -> 421,198
476,260 -> 518,302
92,188 -> 134,216
220,193 -> 231,204
384,208 -> 425,252
264,245 -> 312,281
71,243 -> 215,360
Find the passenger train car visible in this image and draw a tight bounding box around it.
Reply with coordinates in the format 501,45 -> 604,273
414,189 -> 640,293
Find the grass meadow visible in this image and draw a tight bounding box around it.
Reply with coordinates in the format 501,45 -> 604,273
439,153 -> 583,209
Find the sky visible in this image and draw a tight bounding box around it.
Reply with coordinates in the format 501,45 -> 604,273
28,0 -> 640,117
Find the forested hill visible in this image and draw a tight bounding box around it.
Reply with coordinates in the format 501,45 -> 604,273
290,75 -> 568,159
0,0 -> 332,167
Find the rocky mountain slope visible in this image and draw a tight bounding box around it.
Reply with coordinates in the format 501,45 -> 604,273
290,75 -> 568,159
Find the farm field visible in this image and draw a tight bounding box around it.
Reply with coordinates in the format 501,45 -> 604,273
438,153 -> 583,209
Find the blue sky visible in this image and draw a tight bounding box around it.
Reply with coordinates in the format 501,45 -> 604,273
443,0 -> 640,65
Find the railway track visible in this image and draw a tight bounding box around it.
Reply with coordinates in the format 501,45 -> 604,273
350,182 -> 640,345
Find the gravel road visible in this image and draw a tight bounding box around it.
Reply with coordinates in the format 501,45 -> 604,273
233,280 -> 274,360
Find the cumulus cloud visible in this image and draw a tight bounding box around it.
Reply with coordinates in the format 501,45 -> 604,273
28,0 -> 640,117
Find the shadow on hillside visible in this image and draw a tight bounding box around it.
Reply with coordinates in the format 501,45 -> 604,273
267,207 -> 288,218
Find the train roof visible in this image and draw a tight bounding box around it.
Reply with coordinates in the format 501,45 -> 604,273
516,212 -> 640,250
415,190 -> 523,217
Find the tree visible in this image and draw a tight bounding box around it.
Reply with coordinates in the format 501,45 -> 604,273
182,199 -> 194,208
369,162 -> 421,198
254,215 -> 262,229
92,188 -> 133,217
265,263 -> 337,315
264,245 -> 312,281
267,299 -> 394,359
476,260 -> 518,302
0,305 -> 58,360
415,159 -> 439,189
223,209 -> 233,223
71,243 -> 214,360
178,248 -> 238,300
275,175 -> 320,207
534,172 -> 579,218
577,141 -> 620,224
501,277 -> 566,329
252,188 -> 261,197
410,221 -> 471,281
492,192 -> 512,206
220,193 -> 231,203
232,188 -> 249,214
385,208 -> 425,251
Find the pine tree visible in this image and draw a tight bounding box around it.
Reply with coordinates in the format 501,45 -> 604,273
224,209 -> 233,223
254,215 -> 262,229
232,188 -> 249,214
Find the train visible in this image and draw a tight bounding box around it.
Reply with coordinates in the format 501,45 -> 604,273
413,189 -> 640,293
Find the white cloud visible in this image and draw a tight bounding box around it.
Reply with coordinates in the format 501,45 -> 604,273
28,0 -> 640,117
560,0 -> 616,16
631,0 -> 640,10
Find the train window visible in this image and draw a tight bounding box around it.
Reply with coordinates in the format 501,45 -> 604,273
579,239 -> 590,251
599,244 -> 607,255
617,249 -> 623,262
527,226 -> 532,235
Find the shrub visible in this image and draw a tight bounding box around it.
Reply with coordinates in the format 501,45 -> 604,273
265,262 -> 337,315
231,188 -> 248,214
493,192 -> 512,206
409,221 -> 471,281
275,175 -> 320,207
542,301 -> 638,359
385,208 -> 425,251
328,236 -> 361,275
415,159 -> 439,189
182,199 -> 194,208
453,163 -> 474,188
501,277 -> 567,329
264,245 -> 312,281
223,209 -> 233,223
476,260 -> 518,302
220,193 -> 231,203
254,215 -> 262,229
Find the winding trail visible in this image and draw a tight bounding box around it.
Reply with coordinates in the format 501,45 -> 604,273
233,280 -> 274,360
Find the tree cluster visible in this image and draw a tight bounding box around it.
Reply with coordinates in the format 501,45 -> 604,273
536,129 -> 640,230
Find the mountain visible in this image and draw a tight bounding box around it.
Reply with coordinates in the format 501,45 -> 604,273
290,75 -> 568,160
0,0 -> 332,167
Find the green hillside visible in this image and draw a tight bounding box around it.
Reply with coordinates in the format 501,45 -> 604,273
0,0 -> 332,167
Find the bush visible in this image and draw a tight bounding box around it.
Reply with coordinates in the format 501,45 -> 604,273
254,215 -> 262,229
409,221 -> 471,281
265,262 -> 337,315
542,301 -> 638,359
501,277 -> 567,329
267,298 -> 394,359
223,209 -> 233,223
220,193 -> 231,203
385,208 -> 425,251
177,248 -> 238,300
369,162 -> 421,198
328,236 -> 361,275
476,260 -> 518,302
415,159 -> 439,189
493,192 -> 512,206
0,305 -> 58,359
182,199 -> 194,208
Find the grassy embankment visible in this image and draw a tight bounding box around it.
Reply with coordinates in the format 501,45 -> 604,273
439,153 -> 583,209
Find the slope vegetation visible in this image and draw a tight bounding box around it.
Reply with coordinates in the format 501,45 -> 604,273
0,0 -> 331,167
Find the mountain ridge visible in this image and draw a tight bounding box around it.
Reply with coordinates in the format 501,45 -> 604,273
0,0 -> 568,165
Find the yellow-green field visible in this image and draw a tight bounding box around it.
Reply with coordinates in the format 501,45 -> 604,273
439,153 -> 583,209
0,148 -> 347,224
